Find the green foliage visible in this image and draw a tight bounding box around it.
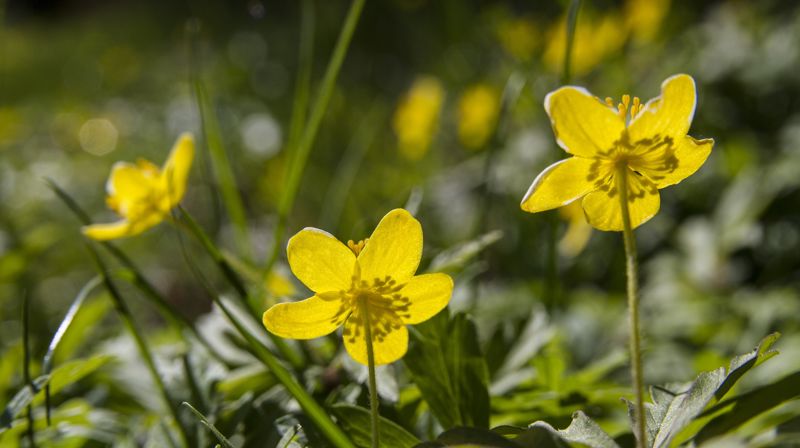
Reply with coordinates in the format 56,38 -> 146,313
332,404 -> 421,448
404,312 -> 490,430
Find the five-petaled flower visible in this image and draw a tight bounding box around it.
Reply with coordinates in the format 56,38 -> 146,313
83,133 -> 194,240
521,74 -> 714,231
262,209 -> 454,366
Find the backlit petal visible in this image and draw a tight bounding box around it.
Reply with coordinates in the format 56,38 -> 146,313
636,136 -> 714,188
521,157 -> 600,213
544,86 -> 625,158
81,213 -> 162,241
581,170 -> 661,231
401,273 -> 453,325
358,209 -> 422,284
106,162 -> 154,206
628,74 -> 697,143
161,133 -> 195,206
343,314 -> 408,366
287,228 -> 356,293
262,294 -> 347,339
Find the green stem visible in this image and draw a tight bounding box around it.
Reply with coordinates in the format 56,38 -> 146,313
85,243 -> 190,447
175,207 -> 305,369
616,166 -> 647,448
22,292 -> 36,447
266,0 -> 366,275
359,299 -> 380,448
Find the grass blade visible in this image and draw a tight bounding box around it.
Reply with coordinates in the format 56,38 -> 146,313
266,0 -> 366,274
42,275 -> 102,426
182,402 -> 234,448
193,80 -> 252,261
22,291 -> 36,446
84,242 -> 191,447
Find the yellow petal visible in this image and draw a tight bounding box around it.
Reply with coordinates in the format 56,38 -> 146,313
358,209 -> 422,285
400,273 -> 453,325
628,74 -> 697,143
521,157 -> 599,213
287,228 -> 356,293
581,170 -> 660,231
161,133 -> 195,206
558,202 -> 592,257
544,86 -> 625,157
635,136 -> 714,188
262,294 -> 347,339
106,162 -> 155,205
81,213 -> 162,240
343,314 -> 408,366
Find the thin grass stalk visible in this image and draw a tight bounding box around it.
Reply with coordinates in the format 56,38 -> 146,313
85,243 -> 191,447
319,101 -> 386,231
45,179 -> 226,363
266,0 -> 366,275
22,291 -> 36,447
43,275 -> 103,426
193,80 -> 252,261
175,206 -> 304,369
616,167 -> 647,448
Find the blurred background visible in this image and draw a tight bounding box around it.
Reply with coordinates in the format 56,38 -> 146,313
2,0 -> 800,444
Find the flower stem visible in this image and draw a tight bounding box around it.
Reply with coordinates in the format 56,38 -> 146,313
359,300 -> 380,448
616,166 -> 647,448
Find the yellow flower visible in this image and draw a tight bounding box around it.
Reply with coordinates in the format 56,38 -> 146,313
393,76 -> 445,160
543,12 -> 626,77
625,0 -> 670,42
263,209 -> 454,365
558,201 -> 592,257
521,74 -> 714,231
83,133 -> 194,240
458,84 -> 501,151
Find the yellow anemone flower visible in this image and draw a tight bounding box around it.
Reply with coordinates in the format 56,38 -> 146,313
458,83 -> 501,151
558,201 -> 592,257
263,209 -> 454,366
393,76 -> 445,160
521,74 -> 714,231
82,133 -> 194,240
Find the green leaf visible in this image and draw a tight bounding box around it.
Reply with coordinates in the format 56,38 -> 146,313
415,427 -> 522,447
713,332 -> 780,401
694,370 -> 800,444
34,355 -> 113,405
0,375 -> 49,431
526,411 -> 619,448
331,404 -> 420,448
183,402 -> 235,448
404,312 -> 490,429
428,230 -> 503,273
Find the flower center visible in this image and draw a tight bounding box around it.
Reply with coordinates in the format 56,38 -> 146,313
334,268 -> 411,344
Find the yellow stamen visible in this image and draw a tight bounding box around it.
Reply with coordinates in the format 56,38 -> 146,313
347,239 -> 368,256
631,97 -> 641,118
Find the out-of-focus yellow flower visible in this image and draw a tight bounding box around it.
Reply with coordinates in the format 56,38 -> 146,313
458,84 -> 501,151
521,75 -> 714,231
558,201 -> 592,257
543,13 -> 626,77
393,77 -> 445,160
263,209 -> 453,365
625,0 -> 670,42
497,16 -> 539,61
265,269 -> 297,298
83,133 -> 194,240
